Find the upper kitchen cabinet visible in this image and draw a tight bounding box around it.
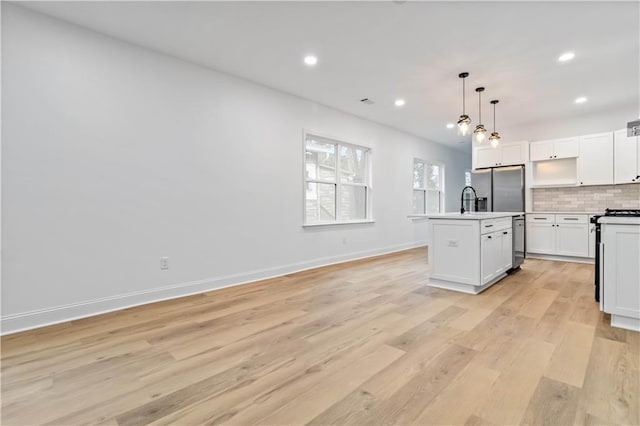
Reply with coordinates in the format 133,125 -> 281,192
614,129 -> 640,184
530,137 -> 579,162
473,140 -> 528,169
578,132 -> 614,186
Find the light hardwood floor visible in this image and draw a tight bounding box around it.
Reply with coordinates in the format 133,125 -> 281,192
2,247 -> 639,425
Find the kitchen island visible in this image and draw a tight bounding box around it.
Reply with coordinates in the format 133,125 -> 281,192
411,212 -> 524,294
599,216 -> 640,331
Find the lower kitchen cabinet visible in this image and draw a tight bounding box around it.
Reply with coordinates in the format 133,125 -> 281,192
526,219 -> 555,254
481,228 -> 513,285
602,222 -> 640,331
555,222 -> 589,257
527,214 -> 591,260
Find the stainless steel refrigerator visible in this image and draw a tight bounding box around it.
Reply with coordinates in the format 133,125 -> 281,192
470,165 -> 525,212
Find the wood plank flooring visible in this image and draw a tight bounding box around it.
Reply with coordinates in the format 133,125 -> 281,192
2,247 -> 639,425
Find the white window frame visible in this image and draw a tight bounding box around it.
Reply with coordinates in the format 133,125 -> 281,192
412,158 -> 445,214
303,130 -> 373,226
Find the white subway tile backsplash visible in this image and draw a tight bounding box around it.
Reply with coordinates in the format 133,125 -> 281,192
532,184 -> 640,212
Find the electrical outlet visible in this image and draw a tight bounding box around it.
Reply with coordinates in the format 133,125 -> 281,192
160,257 -> 169,270
447,240 -> 459,247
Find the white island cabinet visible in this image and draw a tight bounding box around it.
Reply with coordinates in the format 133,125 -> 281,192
600,216 -> 640,331
413,212 -> 523,294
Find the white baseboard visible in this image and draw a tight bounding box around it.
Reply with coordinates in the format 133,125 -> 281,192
526,253 -> 595,264
1,241 -> 427,335
611,314 -> 640,332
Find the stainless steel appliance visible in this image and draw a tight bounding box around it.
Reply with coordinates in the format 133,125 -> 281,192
512,215 -> 525,269
591,209 -> 640,303
470,165 -> 526,212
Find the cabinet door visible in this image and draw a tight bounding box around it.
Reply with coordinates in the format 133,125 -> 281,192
553,137 -> 580,159
578,133 -> 614,186
481,233 -> 496,284
614,129 -> 639,184
555,223 -> 589,257
476,146 -> 502,168
526,221 -> 555,254
501,229 -> 513,270
501,143 -> 527,166
602,224 -> 640,319
530,140 -> 554,162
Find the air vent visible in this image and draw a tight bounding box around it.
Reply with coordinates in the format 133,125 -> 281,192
360,98 -> 374,105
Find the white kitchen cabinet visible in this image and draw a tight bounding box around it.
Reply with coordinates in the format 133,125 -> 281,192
555,222 -> 589,257
602,222 -> 640,331
527,214 -> 590,259
501,229 -> 513,270
526,214 -> 556,254
530,137 -> 579,162
481,233 -> 497,284
530,140 -> 554,162
473,141 -> 528,169
614,129 -> 640,184
481,229 -> 512,285
578,132 -> 614,186
476,146 -> 502,169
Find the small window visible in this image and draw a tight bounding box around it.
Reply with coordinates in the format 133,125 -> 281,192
304,133 -> 371,225
413,159 -> 444,214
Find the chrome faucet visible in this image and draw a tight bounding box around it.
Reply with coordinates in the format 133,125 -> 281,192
460,186 -> 479,214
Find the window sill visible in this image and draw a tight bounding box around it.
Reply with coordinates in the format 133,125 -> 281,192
303,220 -> 375,228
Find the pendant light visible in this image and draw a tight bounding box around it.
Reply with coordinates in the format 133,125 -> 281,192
456,72 -> 471,136
473,87 -> 487,143
489,99 -> 501,148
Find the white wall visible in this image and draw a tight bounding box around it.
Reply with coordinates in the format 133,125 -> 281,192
1,4 -> 470,334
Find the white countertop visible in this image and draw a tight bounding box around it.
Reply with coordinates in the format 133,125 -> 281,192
527,211 -> 603,215
598,217 -> 640,225
409,212 -> 524,220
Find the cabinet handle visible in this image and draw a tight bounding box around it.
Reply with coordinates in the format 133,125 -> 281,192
563,218 -> 579,221
580,182 -> 584,185
554,155 -> 557,158
533,217 -> 547,220
485,224 -> 494,227
487,236 -> 492,239
503,231 -> 508,234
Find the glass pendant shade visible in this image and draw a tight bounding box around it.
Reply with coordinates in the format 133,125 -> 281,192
457,115 -> 471,136
474,124 -> 487,143
489,132 -> 501,147
473,87 -> 486,143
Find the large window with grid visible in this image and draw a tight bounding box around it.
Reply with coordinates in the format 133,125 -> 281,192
304,133 -> 371,225
413,159 -> 444,214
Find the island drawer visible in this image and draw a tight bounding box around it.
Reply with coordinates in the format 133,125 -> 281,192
481,217 -> 511,234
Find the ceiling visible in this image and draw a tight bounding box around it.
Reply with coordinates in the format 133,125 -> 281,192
16,1 -> 640,152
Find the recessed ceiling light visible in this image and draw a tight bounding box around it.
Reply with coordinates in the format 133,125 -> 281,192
575,96 -> 587,104
558,52 -> 575,62
304,55 -> 318,66
446,123 -> 455,129
394,99 -> 406,107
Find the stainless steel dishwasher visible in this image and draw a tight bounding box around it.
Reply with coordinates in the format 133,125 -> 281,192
512,215 -> 525,269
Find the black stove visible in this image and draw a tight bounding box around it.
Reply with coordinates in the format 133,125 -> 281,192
592,209 -> 640,302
